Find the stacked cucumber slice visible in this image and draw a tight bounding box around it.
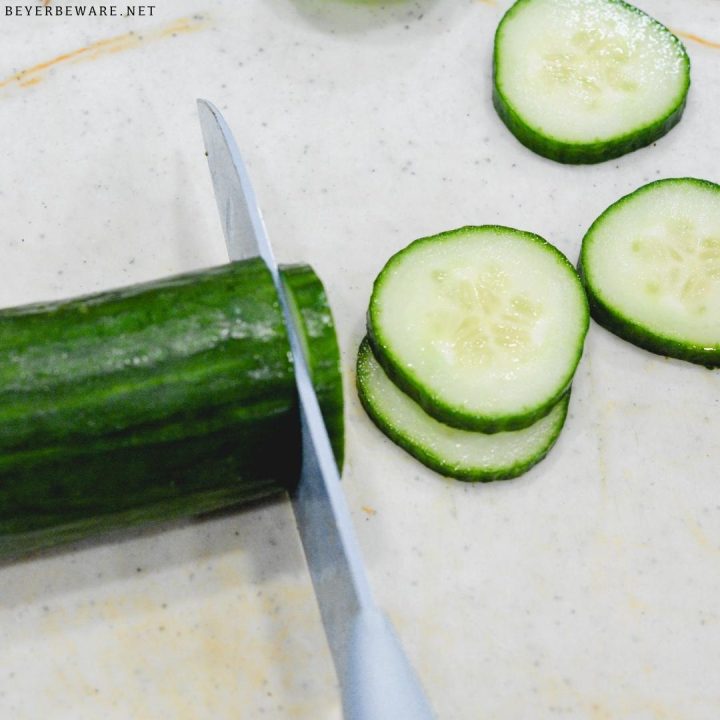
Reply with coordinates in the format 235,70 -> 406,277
358,226 -> 589,481
580,178 -> 720,367
493,0 -> 690,164
358,339 -> 571,482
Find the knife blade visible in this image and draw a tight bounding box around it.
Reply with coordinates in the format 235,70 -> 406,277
197,99 -> 435,720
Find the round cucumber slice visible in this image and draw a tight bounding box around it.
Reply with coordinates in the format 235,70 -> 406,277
357,338 -> 570,482
493,0 -> 690,164
579,178 -> 720,367
367,226 -> 588,432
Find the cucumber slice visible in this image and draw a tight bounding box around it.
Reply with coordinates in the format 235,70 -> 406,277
493,0 -> 690,164
368,226 -> 588,433
579,178 -> 720,367
357,339 -> 569,482
281,263 -> 345,470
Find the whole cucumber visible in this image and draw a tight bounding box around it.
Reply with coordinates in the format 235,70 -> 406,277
0,258 -> 343,559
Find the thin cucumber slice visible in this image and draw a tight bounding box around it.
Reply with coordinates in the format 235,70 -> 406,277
357,339 -> 569,482
493,0 -> 690,164
281,264 -> 345,470
579,178 -> 720,367
368,226 -> 588,433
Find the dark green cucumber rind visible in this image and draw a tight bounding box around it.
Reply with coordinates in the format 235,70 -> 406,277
0,259 -> 344,560
492,0 -> 690,165
492,85 -> 687,165
578,177 -> 720,368
578,282 -> 720,368
280,264 -> 345,470
0,260 -> 295,444
357,339 -> 570,482
367,225 -> 589,433
0,260 -> 299,476
0,463 -> 284,560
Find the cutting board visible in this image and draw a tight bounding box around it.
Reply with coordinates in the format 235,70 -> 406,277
0,1 -> 718,717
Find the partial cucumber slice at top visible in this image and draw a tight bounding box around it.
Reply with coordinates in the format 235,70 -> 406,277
493,0 -> 690,164
357,339 -> 569,482
368,226 -> 588,432
580,178 -> 720,367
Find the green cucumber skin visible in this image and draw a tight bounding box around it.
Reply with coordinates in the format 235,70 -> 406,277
0,259 -> 343,559
492,85 -> 688,165
281,264 -> 345,469
356,339 -> 570,482
367,225 -> 589,433
493,0 -> 691,165
579,178 -> 720,368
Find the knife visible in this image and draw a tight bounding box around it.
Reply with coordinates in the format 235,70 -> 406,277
197,100 -> 435,720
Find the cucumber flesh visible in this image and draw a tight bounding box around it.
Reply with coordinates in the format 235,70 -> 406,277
580,178 -> 720,366
368,226 -> 588,432
357,339 -> 569,482
493,0 -> 690,164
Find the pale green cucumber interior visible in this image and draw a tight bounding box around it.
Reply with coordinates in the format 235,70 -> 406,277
358,340 -> 568,476
371,227 -> 586,419
584,180 -> 720,346
496,0 -> 688,143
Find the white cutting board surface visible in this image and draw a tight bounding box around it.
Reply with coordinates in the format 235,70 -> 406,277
0,1 -> 719,718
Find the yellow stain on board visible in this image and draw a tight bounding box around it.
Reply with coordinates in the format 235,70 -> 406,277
538,674 -> 681,720
13,529 -> 337,716
626,592 -> 648,614
0,15 -> 209,91
674,30 -> 720,50
684,515 -> 720,556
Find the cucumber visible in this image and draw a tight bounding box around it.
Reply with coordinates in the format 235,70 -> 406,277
281,264 -> 345,469
579,177 -> 720,367
0,259 -> 343,559
357,338 -> 569,482
367,226 -> 588,433
493,0 -> 690,164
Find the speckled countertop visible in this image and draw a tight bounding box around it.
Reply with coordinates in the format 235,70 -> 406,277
0,1 -> 719,718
